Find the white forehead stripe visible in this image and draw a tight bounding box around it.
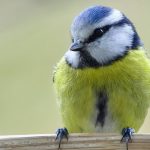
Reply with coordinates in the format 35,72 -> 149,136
98,9 -> 123,27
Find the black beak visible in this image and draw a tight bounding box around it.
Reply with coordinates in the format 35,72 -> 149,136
70,42 -> 84,51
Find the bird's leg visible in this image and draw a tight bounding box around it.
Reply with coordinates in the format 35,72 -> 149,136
55,128 -> 69,150
121,127 -> 135,150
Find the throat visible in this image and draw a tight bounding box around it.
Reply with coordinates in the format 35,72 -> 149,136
65,49 -> 129,69
78,51 -> 100,68
65,50 -> 99,68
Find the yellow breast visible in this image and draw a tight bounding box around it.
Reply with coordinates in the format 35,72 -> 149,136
54,50 -> 150,132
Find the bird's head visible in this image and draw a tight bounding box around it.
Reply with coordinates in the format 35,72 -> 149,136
65,5 -> 143,68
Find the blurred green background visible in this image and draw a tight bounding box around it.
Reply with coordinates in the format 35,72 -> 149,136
0,0 -> 150,135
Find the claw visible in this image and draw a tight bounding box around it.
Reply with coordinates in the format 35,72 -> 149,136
55,128 -> 69,149
121,127 -> 135,150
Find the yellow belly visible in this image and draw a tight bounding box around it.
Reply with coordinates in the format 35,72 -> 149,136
54,50 -> 150,133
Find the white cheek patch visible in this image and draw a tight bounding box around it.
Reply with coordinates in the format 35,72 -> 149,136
87,24 -> 134,64
65,50 -> 80,68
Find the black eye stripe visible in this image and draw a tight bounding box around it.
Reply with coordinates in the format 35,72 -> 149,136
86,19 -> 128,44
71,19 -> 133,44
86,25 -> 111,43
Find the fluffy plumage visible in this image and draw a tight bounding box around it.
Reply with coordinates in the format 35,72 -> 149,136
53,5 -> 150,133
54,50 -> 150,132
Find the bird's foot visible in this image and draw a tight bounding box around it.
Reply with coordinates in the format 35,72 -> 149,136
121,127 -> 135,150
55,128 -> 69,150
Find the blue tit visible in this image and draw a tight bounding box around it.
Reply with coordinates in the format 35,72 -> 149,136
53,5 -> 150,143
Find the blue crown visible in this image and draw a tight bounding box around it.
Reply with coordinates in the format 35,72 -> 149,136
74,6 -> 112,25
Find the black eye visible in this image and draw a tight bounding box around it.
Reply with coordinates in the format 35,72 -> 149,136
86,25 -> 111,43
94,28 -> 104,35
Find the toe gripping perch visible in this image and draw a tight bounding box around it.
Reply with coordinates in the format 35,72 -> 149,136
121,127 -> 135,150
55,128 -> 69,149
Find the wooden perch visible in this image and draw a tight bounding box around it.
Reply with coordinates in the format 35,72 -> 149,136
0,133 -> 150,150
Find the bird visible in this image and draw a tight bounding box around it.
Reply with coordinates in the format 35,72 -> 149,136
53,5 -> 150,149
